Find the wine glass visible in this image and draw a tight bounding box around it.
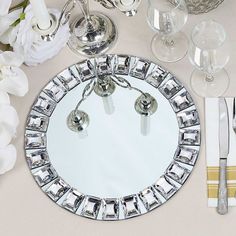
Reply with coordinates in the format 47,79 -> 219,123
147,0 -> 189,63
189,20 -> 230,97
113,0 -> 141,16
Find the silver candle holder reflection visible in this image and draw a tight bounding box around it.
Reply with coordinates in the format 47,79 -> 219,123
67,63 -> 158,136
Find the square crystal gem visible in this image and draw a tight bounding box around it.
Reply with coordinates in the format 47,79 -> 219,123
166,162 -> 190,184
146,66 -> 168,88
33,95 -> 56,116
46,178 -> 70,201
160,77 -> 182,98
33,165 -> 57,186
171,92 -> 193,112
82,196 -> 101,219
102,198 -> 119,220
114,55 -> 131,75
26,149 -> 49,169
179,129 -> 200,145
177,109 -> 199,128
76,61 -> 95,81
26,114 -> 49,132
44,80 -> 67,102
154,176 -> 177,199
96,55 -> 112,75
130,59 -> 150,79
122,195 -> 140,218
25,132 -> 46,149
174,146 -> 198,165
58,74 -> 79,90
139,187 -> 161,211
62,189 -> 84,212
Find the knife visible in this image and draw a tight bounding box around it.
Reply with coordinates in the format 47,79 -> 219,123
217,97 -> 230,215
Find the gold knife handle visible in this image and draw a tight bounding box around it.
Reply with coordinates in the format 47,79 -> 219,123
217,158 -> 228,215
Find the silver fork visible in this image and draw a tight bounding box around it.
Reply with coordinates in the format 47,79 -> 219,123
233,98 -> 236,133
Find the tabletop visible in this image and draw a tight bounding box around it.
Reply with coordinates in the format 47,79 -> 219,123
1,0 -> 236,236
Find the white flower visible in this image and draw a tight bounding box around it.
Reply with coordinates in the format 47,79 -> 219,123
0,90 -> 10,104
0,51 -> 28,96
11,5 -> 70,66
0,103 -> 19,138
0,98 -> 19,148
0,144 -> 16,175
0,92 -> 15,148
0,92 -> 19,175
0,0 -> 21,44
0,124 -> 13,148
0,91 -> 12,148
0,9 -> 21,44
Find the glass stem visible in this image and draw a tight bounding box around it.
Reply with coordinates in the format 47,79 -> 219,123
205,74 -> 214,82
163,36 -> 175,48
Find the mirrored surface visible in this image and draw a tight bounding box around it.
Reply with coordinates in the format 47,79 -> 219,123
47,75 -> 179,198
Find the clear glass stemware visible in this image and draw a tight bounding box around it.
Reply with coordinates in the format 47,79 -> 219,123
147,0 -> 189,63
189,20 -> 230,97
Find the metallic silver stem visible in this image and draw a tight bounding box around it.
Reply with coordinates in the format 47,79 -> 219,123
47,0 -> 76,40
76,0 -> 91,23
74,79 -> 96,112
111,75 -> 147,97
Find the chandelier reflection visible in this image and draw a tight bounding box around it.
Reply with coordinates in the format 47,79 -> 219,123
67,70 -> 158,137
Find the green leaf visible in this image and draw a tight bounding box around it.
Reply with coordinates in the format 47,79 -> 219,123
19,12 -> 25,21
10,8 -> 27,27
10,0 -> 29,12
11,18 -> 21,27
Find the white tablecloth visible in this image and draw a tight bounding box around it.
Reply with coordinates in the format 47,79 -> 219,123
1,0 -> 236,235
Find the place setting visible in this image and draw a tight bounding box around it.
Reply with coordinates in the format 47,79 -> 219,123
0,0 -> 235,226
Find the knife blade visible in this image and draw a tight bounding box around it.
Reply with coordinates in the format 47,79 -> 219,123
217,97 -> 229,215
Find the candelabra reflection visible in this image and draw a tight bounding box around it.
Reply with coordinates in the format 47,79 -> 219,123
67,73 -> 158,137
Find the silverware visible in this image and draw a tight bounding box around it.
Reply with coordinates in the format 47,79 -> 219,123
217,97 -> 229,215
232,98 -> 236,133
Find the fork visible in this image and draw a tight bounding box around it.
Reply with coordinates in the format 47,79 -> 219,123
233,98 -> 236,133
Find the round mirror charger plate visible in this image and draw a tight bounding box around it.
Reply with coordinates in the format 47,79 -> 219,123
25,54 -> 201,221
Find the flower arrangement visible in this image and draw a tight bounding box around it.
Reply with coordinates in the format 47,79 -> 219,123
0,0 -> 70,66
0,50 -> 28,174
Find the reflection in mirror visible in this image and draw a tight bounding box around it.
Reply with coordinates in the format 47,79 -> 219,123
47,74 -> 179,198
